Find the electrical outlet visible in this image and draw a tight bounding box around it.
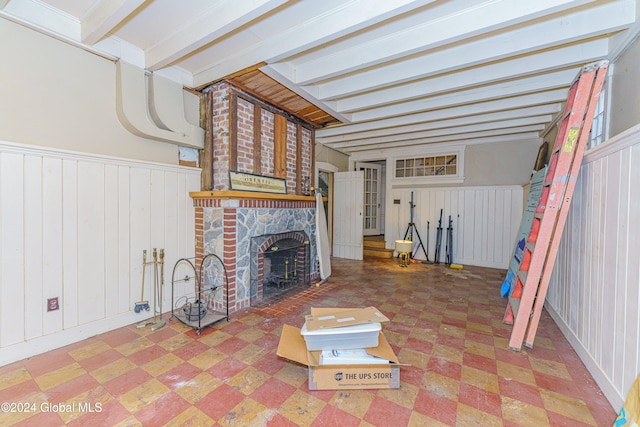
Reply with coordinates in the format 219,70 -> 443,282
47,297 -> 59,312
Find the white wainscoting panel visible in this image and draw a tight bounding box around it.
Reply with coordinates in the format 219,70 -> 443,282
388,186 -> 523,268
0,141 -> 200,365
546,124 -> 640,410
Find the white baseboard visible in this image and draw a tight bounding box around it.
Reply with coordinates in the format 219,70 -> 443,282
1,311 -> 165,366
545,303 -> 624,412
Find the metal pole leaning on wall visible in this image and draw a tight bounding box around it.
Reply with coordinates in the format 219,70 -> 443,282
434,209 -> 443,264
136,248 -> 166,331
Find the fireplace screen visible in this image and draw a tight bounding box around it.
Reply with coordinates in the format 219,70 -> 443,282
250,232 -> 310,306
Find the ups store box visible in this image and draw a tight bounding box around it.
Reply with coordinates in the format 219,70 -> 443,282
277,308 -> 401,390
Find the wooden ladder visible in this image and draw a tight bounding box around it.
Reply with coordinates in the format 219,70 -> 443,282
503,60 -> 608,351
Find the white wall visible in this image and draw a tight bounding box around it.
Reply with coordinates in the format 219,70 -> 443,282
350,143 -> 526,268
609,32 -> 640,137
0,15 -> 205,366
545,124 -> 640,410
0,141 -> 199,365
464,139 -> 541,186
0,19 -> 178,164
386,186 -> 523,268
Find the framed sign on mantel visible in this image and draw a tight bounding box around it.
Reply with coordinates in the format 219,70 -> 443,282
229,171 -> 287,194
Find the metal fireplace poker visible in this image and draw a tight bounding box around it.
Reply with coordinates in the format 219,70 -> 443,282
135,248 -> 166,331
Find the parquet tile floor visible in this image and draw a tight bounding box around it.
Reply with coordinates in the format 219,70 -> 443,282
0,258 -> 615,426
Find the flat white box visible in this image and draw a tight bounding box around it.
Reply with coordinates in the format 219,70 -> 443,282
320,349 -> 389,365
300,321 -> 381,351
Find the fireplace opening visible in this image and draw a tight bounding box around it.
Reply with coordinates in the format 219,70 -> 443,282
250,231 -> 310,307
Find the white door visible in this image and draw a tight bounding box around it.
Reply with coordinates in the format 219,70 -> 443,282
333,171 -> 363,260
356,162 -> 381,236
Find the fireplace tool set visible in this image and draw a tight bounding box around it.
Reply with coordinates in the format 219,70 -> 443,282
135,248 -> 166,331
170,253 -> 229,335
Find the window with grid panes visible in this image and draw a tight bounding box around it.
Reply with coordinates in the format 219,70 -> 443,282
395,154 -> 457,178
588,84 -> 606,150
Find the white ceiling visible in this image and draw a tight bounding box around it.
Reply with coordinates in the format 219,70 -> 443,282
2,0 -> 638,155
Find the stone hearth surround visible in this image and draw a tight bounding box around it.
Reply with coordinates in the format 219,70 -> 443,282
193,195 -> 318,313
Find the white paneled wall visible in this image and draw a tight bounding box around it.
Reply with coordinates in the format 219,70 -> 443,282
0,141 -> 200,365
387,186 -> 523,268
546,125 -> 640,410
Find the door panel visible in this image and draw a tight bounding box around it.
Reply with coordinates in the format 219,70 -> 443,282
333,171 -> 363,260
357,162 -> 381,236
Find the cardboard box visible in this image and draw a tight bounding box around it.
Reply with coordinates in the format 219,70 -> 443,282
277,312 -> 401,390
304,306 -> 390,330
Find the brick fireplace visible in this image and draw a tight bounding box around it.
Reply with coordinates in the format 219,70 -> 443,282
192,195 -> 318,312
191,80 -> 319,313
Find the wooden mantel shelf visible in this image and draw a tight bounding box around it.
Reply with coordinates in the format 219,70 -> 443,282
190,190 -> 315,202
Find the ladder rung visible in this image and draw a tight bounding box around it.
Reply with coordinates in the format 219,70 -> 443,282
543,180 -> 552,187
509,297 -> 520,319
526,241 -> 536,252
533,213 -> 543,219
516,269 -> 527,286
503,304 -> 514,325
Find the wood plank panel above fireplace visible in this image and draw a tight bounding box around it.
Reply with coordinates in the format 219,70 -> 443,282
200,81 -> 316,196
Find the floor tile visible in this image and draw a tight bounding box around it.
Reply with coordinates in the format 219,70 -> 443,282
456,402 -> 503,427
501,396 -> 550,427
44,373 -> 100,403
156,362 -> 202,389
279,389 -> 326,427
250,377 -> 297,409
219,397 -> 271,427
496,360 -> 537,387
426,357 -> 462,381
172,372 -> 221,404
539,388 -> 597,425
0,258 -> 616,426
226,366 -> 270,395
0,367 -> 31,391
461,365 -> 500,394
311,404 -> 361,427
34,363 -> 86,391
21,349 -> 76,377
117,378 -> 169,413
90,358 -> 137,384
194,383 -> 245,421
102,367 -> 152,398
133,392 -> 191,427
457,382 -> 502,418
328,389 -> 375,419
67,341 -> 112,362
163,406 -> 214,427
413,388 -> 458,425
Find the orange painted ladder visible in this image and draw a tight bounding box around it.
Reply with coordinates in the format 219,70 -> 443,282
503,60 -> 608,351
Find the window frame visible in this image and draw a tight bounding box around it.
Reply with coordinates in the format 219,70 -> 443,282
392,146 -> 465,185
587,80 -> 608,150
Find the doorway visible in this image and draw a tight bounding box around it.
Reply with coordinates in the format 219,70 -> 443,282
356,161 -> 384,236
